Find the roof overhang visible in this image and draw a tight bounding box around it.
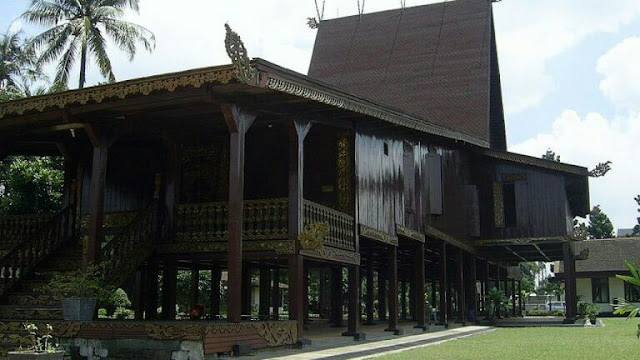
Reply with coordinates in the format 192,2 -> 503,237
476,236 -> 571,263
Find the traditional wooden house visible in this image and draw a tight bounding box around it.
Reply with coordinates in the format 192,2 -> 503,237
0,0 -> 590,357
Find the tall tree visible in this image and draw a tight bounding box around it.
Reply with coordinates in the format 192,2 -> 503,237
588,205 -> 614,239
633,195 -> 640,236
0,30 -> 42,98
542,149 -> 560,162
23,0 -> 155,89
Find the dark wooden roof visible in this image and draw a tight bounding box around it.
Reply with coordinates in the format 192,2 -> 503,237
308,0 -> 505,149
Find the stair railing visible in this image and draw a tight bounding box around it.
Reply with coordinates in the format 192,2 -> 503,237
0,205 -> 74,296
100,201 -> 158,287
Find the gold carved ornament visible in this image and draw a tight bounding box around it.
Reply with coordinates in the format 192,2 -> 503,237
298,222 -> 329,251
224,24 -> 257,85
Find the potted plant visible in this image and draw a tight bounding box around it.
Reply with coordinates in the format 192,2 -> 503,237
8,323 -> 64,359
584,303 -> 599,325
42,265 -> 112,321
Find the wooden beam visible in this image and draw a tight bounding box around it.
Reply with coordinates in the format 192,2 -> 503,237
563,242 -> 577,322
438,242 -> 448,326
457,249 -> 466,324
385,246 -> 400,333
210,267 -> 221,318
259,266 -> 271,320
271,267 -> 280,321
343,264 -> 361,337
85,142 -> 108,268
414,242 -> 426,329
221,103 -> 256,323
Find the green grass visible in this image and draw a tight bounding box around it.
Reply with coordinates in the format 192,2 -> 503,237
377,318 -> 640,360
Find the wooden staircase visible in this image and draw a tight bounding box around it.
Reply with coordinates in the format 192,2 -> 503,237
0,201 -> 158,356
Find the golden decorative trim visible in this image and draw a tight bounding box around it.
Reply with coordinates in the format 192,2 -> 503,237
224,24 -> 257,85
145,324 -> 203,341
265,75 -> 489,148
0,67 -> 235,118
395,224 -> 425,243
298,222 -> 329,250
158,240 -> 295,255
493,182 -> 504,229
253,321 -> 298,347
476,236 -> 571,246
301,246 -> 360,265
359,224 -> 398,246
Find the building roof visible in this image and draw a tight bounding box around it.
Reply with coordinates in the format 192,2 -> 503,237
618,228 -> 636,237
308,0 -> 505,148
571,238 -> 640,273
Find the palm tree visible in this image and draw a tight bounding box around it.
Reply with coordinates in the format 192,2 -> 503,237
0,30 -> 41,94
23,0 -> 155,89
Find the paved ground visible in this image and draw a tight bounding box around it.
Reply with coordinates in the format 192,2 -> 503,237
240,324 -> 492,360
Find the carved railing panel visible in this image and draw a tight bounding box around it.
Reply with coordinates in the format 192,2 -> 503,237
303,200 -> 355,251
0,206 -> 74,296
175,198 -> 289,242
101,203 -> 156,287
0,214 -> 54,252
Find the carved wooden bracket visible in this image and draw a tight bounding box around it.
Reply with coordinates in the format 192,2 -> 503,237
224,24 -> 258,85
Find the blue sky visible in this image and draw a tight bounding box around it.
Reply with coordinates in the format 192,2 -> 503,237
2,0 -> 638,231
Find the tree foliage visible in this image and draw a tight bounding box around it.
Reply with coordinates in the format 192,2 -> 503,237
0,156 -> 64,214
23,0 -> 155,89
542,149 -> 560,162
588,205 -> 614,239
0,30 -> 44,99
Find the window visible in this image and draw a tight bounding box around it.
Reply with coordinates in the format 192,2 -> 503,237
503,183 -> 516,228
591,278 -> 610,303
625,282 -> 640,302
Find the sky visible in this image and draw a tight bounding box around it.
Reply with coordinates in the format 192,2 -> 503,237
1,0 -> 638,231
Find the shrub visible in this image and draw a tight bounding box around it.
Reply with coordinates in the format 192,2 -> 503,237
98,308 -> 108,318
102,288 -> 131,316
114,307 -> 134,319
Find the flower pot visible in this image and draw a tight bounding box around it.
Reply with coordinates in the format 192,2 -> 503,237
590,318 -> 597,325
7,351 -> 65,360
61,298 -> 97,321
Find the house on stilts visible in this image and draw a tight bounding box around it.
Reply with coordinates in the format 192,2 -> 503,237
0,0 -> 590,358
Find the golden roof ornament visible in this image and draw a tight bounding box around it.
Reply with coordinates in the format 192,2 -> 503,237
224,24 -> 257,85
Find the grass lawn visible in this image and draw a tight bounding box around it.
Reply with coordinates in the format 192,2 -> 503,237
376,318 -> 640,359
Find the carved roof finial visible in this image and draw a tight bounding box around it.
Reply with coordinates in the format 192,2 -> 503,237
224,23 -> 257,84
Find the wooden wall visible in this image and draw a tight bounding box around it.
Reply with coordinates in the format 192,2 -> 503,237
493,164 -> 571,238
81,144 -> 158,215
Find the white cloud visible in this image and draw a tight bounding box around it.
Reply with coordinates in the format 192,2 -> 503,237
494,0 -> 640,115
510,109 -> 640,229
597,36 -> 640,110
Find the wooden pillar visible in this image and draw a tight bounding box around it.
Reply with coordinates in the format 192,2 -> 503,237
190,269 -> 200,308
518,280 -> 523,317
222,104 -> 256,323
457,249 -> 466,324
162,261 -> 177,320
481,260 -> 489,314
85,142 -> 108,268
438,242 -> 448,326
400,281 -> 408,320
271,267 -> 280,320
133,270 -> 144,320
563,242 -> 577,322
259,267 -> 271,320
343,264 -> 361,336
378,271 -> 387,321
330,267 -> 343,326
468,255 -> 477,322
366,251 -> 375,324
303,265 -> 310,324
385,246 -> 400,333
210,267 -> 221,318
144,260 -> 159,320
288,255 -> 304,333
163,135 -> 180,239
414,242 -> 426,329
511,279 -> 517,317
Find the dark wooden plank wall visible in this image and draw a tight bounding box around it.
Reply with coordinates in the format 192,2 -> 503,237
356,131 -> 404,235
428,148 -> 475,243
494,164 -> 571,238
81,145 -> 157,215
245,124 -> 288,200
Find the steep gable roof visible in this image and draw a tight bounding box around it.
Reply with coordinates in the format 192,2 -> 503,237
308,0 -> 506,149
